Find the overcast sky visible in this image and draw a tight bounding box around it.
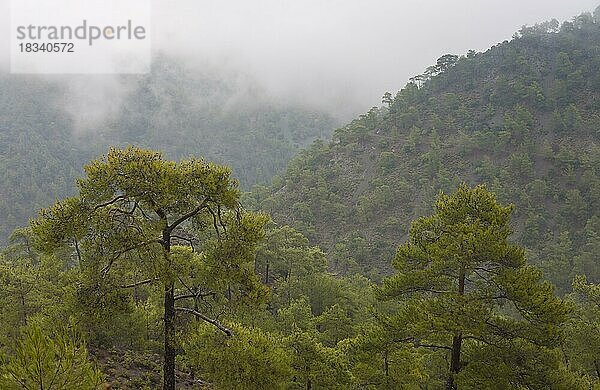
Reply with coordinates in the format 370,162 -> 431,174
1,0 -> 598,119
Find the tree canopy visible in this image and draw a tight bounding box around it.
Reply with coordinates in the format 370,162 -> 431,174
30,147 -> 269,389
380,184 -> 573,389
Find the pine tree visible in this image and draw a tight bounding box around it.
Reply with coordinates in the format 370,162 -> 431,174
30,147 -> 269,390
379,184 -> 573,389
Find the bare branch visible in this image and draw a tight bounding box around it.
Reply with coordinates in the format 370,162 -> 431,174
177,275 -> 194,295
93,195 -> 126,211
217,205 -> 227,233
175,307 -> 233,336
100,239 -> 163,277
120,278 -> 159,289
147,196 -> 167,222
416,343 -> 452,351
168,199 -> 209,232
137,205 -> 154,221
174,291 -> 215,301
73,239 -> 82,264
400,287 -> 453,294
172,235 -> 195,252
207,206 -> 221,239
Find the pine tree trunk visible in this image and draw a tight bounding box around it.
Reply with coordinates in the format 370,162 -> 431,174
384,349 -> 390,387
446,268 -> 465,390
384,350 -> 389,377
163,229 -> 176,390
164,282 -> 176,390
446,333 -> 462,390
265,261 -> 270,284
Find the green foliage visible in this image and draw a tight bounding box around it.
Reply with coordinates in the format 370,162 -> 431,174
563,276 -> 600,385
30,146 -> 266,312
0,323 -> 103,390
457,342 -> 589,389
29,146 -> 270,388
286,330 -> 352,389
574,217 -> 600,283
379,184 -> 573,388
255,225 -> 327,286
342,322 -> 428,389
0,229 -> 75,348
184,322 -> 293,390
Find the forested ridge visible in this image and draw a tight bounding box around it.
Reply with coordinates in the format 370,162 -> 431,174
254,11 -> 600,293
0,9 -> 599,390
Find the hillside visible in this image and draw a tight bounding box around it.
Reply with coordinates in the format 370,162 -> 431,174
257,12 -> 600,291
0,59 -> 338,243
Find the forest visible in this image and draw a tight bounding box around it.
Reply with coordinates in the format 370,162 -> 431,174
0,7 -> 600,390
0,57 -> 338,243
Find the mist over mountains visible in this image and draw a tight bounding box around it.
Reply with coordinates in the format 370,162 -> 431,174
0,58 -> 338,242
1,0 -> 598,114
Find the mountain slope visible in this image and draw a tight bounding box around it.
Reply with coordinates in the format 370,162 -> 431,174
0,59 -> 338,243
258,12 -> 600,290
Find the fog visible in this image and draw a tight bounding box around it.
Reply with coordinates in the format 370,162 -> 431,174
0,0 -> 598,120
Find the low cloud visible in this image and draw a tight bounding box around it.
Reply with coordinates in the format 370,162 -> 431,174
0,0 -> 597,124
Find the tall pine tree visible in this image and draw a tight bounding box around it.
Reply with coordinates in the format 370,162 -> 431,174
380,184 -> 573,389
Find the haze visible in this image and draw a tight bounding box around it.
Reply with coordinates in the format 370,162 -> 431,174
0,0 -> 598,120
